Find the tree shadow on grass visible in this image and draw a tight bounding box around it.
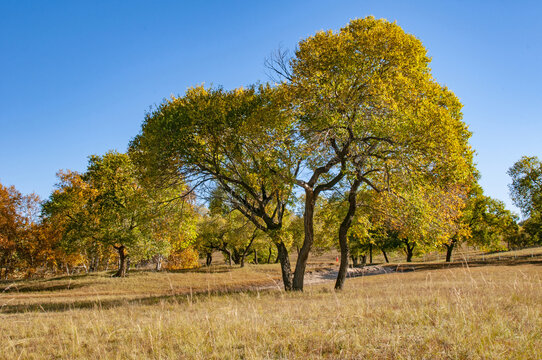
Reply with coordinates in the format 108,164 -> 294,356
166,265 -> 235,274
1,282 -> 91,293
0,282 -> 279,314
2,257 -> 540,314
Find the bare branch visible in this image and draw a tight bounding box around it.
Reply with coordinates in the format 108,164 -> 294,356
264,46 -> 293,83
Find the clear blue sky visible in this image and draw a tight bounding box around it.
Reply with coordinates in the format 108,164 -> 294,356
1,0 -> 541,215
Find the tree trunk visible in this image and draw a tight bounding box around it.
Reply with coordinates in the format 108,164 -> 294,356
206,253 -> 212,266
292,190 -> 316,291
445,240 -> 456,262
89,255 -> 99,272
276,241 -> 292,291
231,250 -> 241,265
369,243 -> 373,265
351,255 -> 358,267
253,249 -> 258,264
155,254 -> 163,271
240,254 -> 245,268
267,244 -> 272,264
225,250 -> 232,266
335,178 -> 361,290
405,242 -> 415,263
381,249 -> 389,263
113,245 -> 127,277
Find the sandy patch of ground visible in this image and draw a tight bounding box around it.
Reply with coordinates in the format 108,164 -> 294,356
304,265 -> 396,285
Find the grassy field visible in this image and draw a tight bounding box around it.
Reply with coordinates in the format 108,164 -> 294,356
1,249 -> 541,359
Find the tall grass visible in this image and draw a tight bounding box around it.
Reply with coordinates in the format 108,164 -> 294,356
1,262 -> 541,359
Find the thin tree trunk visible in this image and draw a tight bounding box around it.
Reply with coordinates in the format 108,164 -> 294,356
267,244 -> 272,264
276,241 -> 292,291
335,178 -> 361,290
240,254 -> 245,267
292,190 -> 315,291
242,232 -> 258,267
369,243 -> 373,264
113,245 -> 127,277
225,250 -> 232,266
155,254 -> 163,271
405,242 -> 414,263
351,255 -> 358,267
445,240 -> 456,262
253,249 -> 258,264
381,249 -> 389,263
206,253 -> 212,266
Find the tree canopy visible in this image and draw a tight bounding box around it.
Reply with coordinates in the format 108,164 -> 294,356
43,151 -> 195,277
508,156 -> 542,217
279,17 -> 474,289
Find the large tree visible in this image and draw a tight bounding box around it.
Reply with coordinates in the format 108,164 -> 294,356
133,17 -> 473,291
130,85 -> 299,289
274,17 -> 474,289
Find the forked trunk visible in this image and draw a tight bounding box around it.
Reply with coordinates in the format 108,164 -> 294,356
404,242 -> 415,263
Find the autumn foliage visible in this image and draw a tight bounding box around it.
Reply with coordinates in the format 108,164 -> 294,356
0,17 -> 526,285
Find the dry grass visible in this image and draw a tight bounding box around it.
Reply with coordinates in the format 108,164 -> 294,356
0,265 -> 284,312
1,252 -> 541,359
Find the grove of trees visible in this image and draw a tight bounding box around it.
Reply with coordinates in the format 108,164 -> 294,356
0,17 -> 531,290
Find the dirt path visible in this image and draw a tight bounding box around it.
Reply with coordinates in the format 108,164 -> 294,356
254,265 -> 398,291
303,265 -> 396,285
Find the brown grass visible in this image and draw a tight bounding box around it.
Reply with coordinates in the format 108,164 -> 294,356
1,250 -> 541,359
0,265 -> 284,312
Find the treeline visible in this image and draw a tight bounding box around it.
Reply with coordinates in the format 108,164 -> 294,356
2,17 -> 540,288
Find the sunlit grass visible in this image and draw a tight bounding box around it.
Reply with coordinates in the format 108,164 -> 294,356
1,257 -> 541,359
